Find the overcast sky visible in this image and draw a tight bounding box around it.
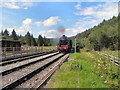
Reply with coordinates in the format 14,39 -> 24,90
0,0 -> 119,38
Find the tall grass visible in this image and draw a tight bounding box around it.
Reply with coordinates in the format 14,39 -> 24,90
48,52 -> 109,88
100,49 -> 119,58
87,51 -> 119,88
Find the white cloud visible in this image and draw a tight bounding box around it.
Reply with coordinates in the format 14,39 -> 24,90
75,2 -> 81,10
43,16 -> 61,27
1,1 -> 36,9
35,16 -> 62,27
17,18 -> 32,35
39,31 -> 46,36
22,18 -> 32,25
2,27 -> 25,35
39,29 -> 57,38
16,29 -> 25,34
47,30 -> 56,33
6,28 -> 13,34
4,2 -> 20,9
38,26 -> 86,38
83,16 -> 92,19
66,28 -> 71,31
34,21 -> 42,27
4,16 -> 62,36
72,2 -> 118,36
75,2 -> 118,20
24,7 -> 28,10
66,26 -> 85,34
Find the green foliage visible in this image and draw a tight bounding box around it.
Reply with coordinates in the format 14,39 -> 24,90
71,16 -> 119,51
25,32 -> 31,46
48,52 -> 109,88
19,36 -> 26,45
31,35 -> 37,46
37,35 -> 43,46
88,52 -> 119,88
0,29 -> 52,46
11,29 -> 18,40
50,38 -> 59,46
4,29 -> 9,36
43,36 -> 51,46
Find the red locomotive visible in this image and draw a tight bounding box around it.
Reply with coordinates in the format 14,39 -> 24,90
57,35 -> 72,53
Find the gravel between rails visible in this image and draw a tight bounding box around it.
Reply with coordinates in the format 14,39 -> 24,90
15,54 -> 69,89
1,53 -> 63,88
1,50 -> 57,66
0,52 -> 59,73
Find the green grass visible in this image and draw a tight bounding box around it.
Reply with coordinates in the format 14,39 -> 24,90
100,49 -> 119,58
42,46 -> 57,50
48,52 -> 109,88
84,51 -> 119,88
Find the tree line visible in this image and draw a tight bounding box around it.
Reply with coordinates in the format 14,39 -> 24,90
0,29 -> 51,46
71,15 -> 120,51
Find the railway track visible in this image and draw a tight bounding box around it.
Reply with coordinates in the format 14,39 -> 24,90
0,51 -> 70,89
1,50 -> 57,66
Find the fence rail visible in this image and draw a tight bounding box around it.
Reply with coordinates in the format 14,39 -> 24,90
96,51 -> 120,66
0,46 -> 56,59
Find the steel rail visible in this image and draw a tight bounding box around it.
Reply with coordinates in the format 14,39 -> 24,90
1,52 -> 59,76
0,50 -> 57,66
1,49 -> 57,62
32,54 -> 70,89
1,54 -> 65,90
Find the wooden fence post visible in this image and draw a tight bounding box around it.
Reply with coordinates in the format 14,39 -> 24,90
4,47 -> 6,58
113,57 -> 115,64
41,46 -> 43,51
13,47 -> 15,57
33,46 -> 34,53
39,46 -> 41,52
107,55 -> 109,59
36,46 -> 38,53
21,47 -> 22,55
27,47 -> 29,55
30,46 -> 31,54
36,46 -> 37,53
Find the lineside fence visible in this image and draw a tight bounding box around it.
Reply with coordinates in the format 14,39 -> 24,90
96,51 -> 120,66
1,46 -> 57,59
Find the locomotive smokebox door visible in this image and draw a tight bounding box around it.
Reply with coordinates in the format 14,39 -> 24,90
58,35 -> 72,53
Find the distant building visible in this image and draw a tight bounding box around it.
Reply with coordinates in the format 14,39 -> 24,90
0,39 -> 21,47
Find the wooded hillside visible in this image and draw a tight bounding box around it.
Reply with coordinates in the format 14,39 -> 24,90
71,15 -> 120,51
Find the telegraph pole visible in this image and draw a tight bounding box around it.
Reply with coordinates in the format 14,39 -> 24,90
75,37 -> 76,53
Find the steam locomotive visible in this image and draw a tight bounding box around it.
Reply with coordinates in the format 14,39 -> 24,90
57,35 -> 72,53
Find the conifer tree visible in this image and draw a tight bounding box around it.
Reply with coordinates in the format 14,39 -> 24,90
25,32 -> 31,46
31,35 -> 37,46
43,36 -> 47,46
4,29 -> 9,36
31,35 -> 34,46
11,29 -> 18,40
37,35 -> 43,46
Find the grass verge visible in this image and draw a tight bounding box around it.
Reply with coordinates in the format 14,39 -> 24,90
48,52 -> 109,88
